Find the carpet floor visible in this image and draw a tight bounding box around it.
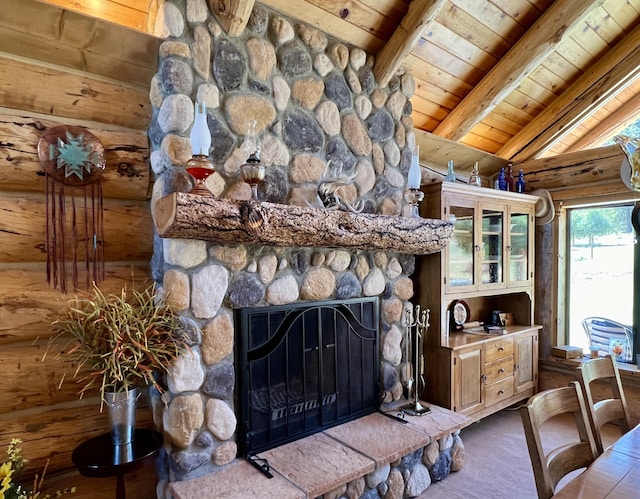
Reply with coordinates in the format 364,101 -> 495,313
419,404 -> 620,499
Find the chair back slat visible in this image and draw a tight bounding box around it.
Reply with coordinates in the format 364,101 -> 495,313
576,356 -> 632,454
520,382 -> 598,499
547,441 -> 597,487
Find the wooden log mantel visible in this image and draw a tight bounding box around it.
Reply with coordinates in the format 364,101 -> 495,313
154,192 -> 453,255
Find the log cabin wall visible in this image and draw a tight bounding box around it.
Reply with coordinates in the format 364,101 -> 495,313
0,0 -> 162,496
0,0 -> 638,496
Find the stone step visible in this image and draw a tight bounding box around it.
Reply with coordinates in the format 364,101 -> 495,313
169,404 -> 471,499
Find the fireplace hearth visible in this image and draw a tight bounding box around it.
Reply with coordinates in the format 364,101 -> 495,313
235,298 -> 380,457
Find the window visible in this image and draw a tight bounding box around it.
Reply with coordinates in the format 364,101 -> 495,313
566,203 -> 635,358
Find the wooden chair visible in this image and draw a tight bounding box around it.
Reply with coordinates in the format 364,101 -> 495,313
520,381 -> 598,499
576,356 -> 632,454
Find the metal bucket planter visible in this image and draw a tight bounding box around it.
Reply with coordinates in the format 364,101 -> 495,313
104,388 -> 139,445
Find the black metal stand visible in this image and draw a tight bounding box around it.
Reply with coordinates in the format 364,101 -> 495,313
72,429 -> 162,499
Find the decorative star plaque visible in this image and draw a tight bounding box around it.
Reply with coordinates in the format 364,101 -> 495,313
38,125 -> 106,186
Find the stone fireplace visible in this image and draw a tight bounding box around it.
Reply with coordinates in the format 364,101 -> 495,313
148,1 -> 457,497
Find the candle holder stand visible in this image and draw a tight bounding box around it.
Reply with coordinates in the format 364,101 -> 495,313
404,189 -> 424,218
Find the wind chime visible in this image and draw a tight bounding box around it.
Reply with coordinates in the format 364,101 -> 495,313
37,125 -> 106,293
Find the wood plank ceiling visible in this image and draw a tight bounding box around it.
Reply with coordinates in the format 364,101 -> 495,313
14,0 -> 640,176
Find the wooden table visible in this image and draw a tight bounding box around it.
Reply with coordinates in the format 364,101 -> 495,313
72,428 -> 163,499
554,424 -> 640,498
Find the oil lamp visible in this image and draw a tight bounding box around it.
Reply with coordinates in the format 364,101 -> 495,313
240,120 -> 266,201
405,145 -> 424,217
186,101 -> 215,195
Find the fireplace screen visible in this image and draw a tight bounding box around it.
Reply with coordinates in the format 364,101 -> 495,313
236,297 -> 380,456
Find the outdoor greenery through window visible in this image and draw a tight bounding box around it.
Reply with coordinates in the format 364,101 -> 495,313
567,204 -> 634,354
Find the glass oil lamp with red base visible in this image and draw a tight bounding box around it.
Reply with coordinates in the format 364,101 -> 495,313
186,101 -> 215,196
240,120 -> 266,201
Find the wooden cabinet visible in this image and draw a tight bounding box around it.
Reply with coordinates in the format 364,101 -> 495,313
453,345 -> 484,414
416,183 -> 541,420
484,336 -> 515,408
434,327 -> 540,418
514,328 -> 539,394
440,185 -> 534,295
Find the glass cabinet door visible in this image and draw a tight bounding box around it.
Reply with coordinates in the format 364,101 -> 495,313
447,205 -> 475,291
508,210 -> 530,285
481,208 -> 504,287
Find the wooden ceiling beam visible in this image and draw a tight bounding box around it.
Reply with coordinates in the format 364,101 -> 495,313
432,0 -> 604,142
373,0 -> 446,88
563,90 -> 640,153
208,0 -> 255,37
498,23 -> 640,161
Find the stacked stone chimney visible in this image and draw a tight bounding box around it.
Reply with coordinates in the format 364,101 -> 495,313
148,0 -> 420,491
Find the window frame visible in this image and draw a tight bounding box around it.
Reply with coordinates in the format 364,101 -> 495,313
561,199 -> 638,363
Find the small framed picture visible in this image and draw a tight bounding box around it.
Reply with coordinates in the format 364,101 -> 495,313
608,337 -> 628,361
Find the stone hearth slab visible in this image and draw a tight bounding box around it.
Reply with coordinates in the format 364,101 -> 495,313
323,412 -> 430,466
257,432 -> 375,498
397,404 -> 472,440
169,459 -> 305,499
167,405 -> 470,498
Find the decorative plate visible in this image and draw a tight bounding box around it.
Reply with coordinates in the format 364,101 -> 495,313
450,299 -> 470,330
37,125 -> 106,186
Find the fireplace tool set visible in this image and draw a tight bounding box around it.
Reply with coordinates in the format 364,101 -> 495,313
402,304 -> 431,416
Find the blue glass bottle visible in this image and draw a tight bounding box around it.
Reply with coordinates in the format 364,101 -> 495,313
516,169 -> 526,193
497,167 -> 507,191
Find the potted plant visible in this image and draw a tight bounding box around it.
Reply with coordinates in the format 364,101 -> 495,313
54,282 -> 188,444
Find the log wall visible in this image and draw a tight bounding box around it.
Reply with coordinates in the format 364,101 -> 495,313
0,11 -> 158,496
0,1 -> 636,496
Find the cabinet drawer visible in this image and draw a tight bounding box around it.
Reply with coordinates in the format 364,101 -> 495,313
485,376 -> 514,406
485,355 -> 514,384
485,337 -> 514,362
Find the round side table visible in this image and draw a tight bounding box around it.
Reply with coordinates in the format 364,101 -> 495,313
72,428 -> 163,499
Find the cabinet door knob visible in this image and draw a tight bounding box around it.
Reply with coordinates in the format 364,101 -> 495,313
474,245 -> 481,252
514,363 -> 519,371
498,368 -> 504,373
498,346 -> 504,351
507,245 -> 512,253
481,374 -> 487,383
498,389 -> 504,395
